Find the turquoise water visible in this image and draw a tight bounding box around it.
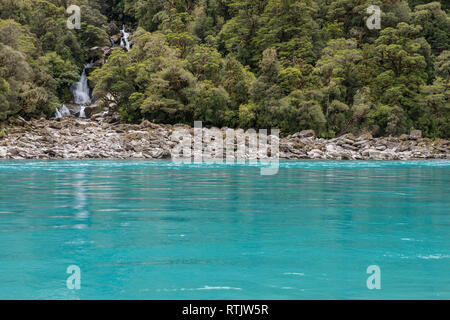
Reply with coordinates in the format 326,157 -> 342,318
0,160 -> 449,300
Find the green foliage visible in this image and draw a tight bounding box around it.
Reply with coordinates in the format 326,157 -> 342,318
222,56 -> 254,109
0,20 -> 57,120
187,44 -> 224,84
1,0 -> 448,138
0,0 -> 110,121
190,80 -> 230,126
282,89 -> 327,134
278,67 -> 305,95
411,2 -> 449,55
90,29 -> 196,123
367,104 -> 408,136
255,0 -> 322,65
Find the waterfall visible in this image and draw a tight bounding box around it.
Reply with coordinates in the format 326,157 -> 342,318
79,106 -> 86,118
72,62 -> 93,105
54,108 -> 62,119
60,104 -> 71,116
120,25 -> 130,51
54,104 -> 71,118
53,62 -> 93,119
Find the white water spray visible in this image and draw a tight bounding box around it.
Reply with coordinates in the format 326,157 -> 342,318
72,62 -> 93,106
79,106 -> 86,118
54,62 -> 93,119
60,104 -> 71,116
55,104 -> 71,118
120,25 -> 130,51
55,108 -> 62,119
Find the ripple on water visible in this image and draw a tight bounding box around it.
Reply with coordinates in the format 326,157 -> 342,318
0,160 -> 448,299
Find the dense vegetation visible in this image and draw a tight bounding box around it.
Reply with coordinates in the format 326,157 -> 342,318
0,0 -> 449,138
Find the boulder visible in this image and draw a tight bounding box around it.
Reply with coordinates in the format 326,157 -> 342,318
337,138 -> 355,146
399,134 -> 409,141
340,133 -> 356,141
140,120 -> 153,129
15,116 -> 29,126
106,22 -> 120,37
0,115 -> 448,161
293,129 -> 315,138
356,133 -> 373,141
410,130 -> 422,140
398,143 -> 411,152
342,143 -> 358,151
49,122 -> 63,130
307,149 -> 324,159
111,34 -> 121,43
9,147 -> 21,156
83,106 -> 94,118
353,140 -> 369,147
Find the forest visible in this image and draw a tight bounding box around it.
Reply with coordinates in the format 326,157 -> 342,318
0,0 -> 449,138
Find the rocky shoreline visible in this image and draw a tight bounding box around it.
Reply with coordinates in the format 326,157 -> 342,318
0,114 -> 449,161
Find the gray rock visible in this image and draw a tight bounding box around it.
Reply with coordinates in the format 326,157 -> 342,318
353,140 -> 369,147
84,106 -> 94,118
293,130 -> 315,138
342,143 -> 358,151
338,138 -> 355,145
410,130 -> 422,140
0,114 -> 448,161
0,146 -> 7,158
356,133 -> 372,141
399,134 -> 409,141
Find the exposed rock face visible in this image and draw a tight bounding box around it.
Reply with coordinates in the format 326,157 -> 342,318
0,114 -> 171,160
0,115 -> 449,160
89,46 -> 112,66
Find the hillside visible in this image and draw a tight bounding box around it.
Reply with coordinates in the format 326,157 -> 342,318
0,0 -> 449,138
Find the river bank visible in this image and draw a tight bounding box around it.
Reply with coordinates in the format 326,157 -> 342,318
0,114 -> 449,160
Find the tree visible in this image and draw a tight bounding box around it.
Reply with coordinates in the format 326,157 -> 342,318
189,80 -> 230,126
187,44 -> 224,84
219,0 -> 267,67
222,55 -> 255,110
314,38 -> 363,135
277,67 -> 305,95
255,0 -> 321,65
412,2 -> 450,55
90,49 -> 135,117
417,50 -> 450,138
282,89 -> 326,135
141,63 -> 196,123
0,19 -> 60,119
367,104 -> 408,136
370,23 -> 430,130
1,0 -> 448,139
248,48 -> 283,128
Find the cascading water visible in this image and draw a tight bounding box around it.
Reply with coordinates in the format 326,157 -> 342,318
79,106 -> 86,118
54,104 -> 71,118
54,62 -> 93,119
72,62 -> 93,106
54,109 -> 62,119
60,105 -> 71,116
68,62 -> 93,118
53,25 -> 129,119
120,25 -> 130,51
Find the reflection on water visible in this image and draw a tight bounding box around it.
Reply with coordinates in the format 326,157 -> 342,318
74,173 -> 89,226
0,160 -> 449,299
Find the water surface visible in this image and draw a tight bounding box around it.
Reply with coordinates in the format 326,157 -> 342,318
0,160 -> 449,299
